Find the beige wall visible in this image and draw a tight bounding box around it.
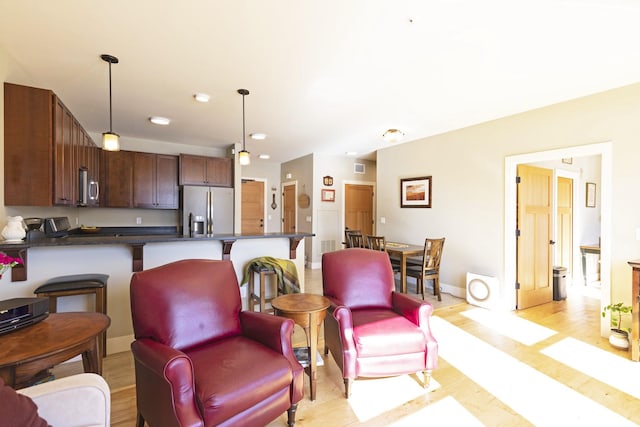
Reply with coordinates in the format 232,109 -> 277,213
376,82 -> 640,312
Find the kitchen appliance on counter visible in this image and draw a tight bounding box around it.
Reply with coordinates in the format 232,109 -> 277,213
24,217 -> 45,241
44,217 -> 71,238
181,186 -> 234,236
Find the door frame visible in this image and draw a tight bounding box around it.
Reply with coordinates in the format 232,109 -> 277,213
504,141 -> 611,336
341,180 -> 376,238
554,168 -> 580,284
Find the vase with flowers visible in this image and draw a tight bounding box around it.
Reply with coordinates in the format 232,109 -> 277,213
0,252 -> 23,279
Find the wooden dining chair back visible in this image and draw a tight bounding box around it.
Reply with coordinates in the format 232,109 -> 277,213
406,238 -> 445,301
366,235 -> 386,251
345,230 -> 365,248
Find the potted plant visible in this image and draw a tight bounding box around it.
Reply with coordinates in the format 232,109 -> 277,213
601,302 -> 632,349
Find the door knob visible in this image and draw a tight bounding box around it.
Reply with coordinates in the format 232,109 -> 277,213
550,240 -> 556,245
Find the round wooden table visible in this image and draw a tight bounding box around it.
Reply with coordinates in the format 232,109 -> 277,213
271,293 -> 330,401
0,312 -> 110,389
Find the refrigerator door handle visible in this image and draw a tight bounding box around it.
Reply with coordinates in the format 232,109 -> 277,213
207,190 -> 213,234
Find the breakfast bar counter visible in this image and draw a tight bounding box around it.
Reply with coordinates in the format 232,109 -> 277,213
0,229 -> 313,282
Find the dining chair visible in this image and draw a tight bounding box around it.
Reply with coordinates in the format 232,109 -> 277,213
345,229 -> 365,248
406,238 -> 445,301
366,235 -> 386,251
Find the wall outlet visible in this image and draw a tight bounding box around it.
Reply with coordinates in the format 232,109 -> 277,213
75,217 -> 79,225
136,217 -> 142,225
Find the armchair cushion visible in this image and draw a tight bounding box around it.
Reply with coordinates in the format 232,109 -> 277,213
352,309 -> 426,357
187,336 -> 294,425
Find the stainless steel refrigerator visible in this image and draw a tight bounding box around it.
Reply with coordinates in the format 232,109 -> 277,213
181,186 -> 234,236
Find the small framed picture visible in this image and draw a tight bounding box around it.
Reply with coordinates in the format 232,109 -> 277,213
401,176 -> 432,208
586,182 -> 596,208
321,189 -> 335,202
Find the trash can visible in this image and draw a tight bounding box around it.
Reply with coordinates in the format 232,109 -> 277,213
553,266 -> 567,301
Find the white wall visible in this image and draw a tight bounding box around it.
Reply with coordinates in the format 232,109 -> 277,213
376,82 -> 640,313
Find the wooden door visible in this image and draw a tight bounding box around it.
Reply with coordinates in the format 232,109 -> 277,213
345,184 -> 374,236
517,164 -> 553,309
241,180 -> 265,233
557,176 -> 573,277
283,184 -> 296,233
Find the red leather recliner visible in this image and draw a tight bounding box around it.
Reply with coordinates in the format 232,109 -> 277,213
130,259 -> 304,427
322,248 -> 438,398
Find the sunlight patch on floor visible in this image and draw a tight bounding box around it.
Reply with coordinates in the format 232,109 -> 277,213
347,376 -> 440,422
541,337 -> 640,399
431,316 -> 638,426
388,396 -> 484,427
461,307 -> 557,345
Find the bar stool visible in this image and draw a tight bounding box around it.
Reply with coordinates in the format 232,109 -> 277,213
247,264 -> 279,313
34,273 -> 109,357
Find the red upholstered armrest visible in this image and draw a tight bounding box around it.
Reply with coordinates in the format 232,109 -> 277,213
391,292 -> 438,370
392,291 -> 433,325
131,339 -> 202,427
240,311 -> 304,403
240,310 -> 296,356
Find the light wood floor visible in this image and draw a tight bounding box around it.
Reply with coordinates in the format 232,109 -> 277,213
53,270 -> 638,426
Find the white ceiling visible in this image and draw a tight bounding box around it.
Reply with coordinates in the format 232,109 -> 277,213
2,0 -> 640,163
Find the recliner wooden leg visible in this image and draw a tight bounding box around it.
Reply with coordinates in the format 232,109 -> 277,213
136,412 -> 145,427
287,403 -> 298,427
344,378 -> 353,398
423,370 -> 432,389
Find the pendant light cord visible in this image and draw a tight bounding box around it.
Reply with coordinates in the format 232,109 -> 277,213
108,61 -> 113,133
242,92 -> 246,151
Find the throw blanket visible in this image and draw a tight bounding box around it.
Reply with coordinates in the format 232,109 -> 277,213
241,257 -> 301,294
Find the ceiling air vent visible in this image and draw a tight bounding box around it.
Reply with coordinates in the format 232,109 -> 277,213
354,163 -> 365,174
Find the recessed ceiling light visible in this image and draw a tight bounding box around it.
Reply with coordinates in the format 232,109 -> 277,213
149,116 -> 171,125
258,154 -> 270,160
194,93 -> 210,103
250,133 -> 267,140
345,151 -> 358,156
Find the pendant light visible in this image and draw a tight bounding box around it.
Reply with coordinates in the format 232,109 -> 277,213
101,54 -> 120,151
237,88 -> 250,166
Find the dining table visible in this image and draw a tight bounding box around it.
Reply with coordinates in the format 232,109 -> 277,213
385,241 -> 425,294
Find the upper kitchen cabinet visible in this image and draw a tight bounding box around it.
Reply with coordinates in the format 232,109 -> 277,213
101,150 -> 133,208
4,82 -> 100,207
179,154 -> 233,187
133,153 -> 178,209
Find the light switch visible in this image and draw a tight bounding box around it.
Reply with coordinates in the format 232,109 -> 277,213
380,217 -> 386,224
636,228 -> 640,241
306,216 -> 312,222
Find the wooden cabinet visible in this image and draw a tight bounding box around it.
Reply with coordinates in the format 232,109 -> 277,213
179,154 -> 233,187
101,150 -> 133,208
133,153 -> 178,209
4,82 -> 100,207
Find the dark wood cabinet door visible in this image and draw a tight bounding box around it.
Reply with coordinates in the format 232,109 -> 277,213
155,154 -> 178,209
101,150 -> 133,208
206,157 -> 233,187
179,154 -> 233,187
53,98 -> 75,205
133,153 -> 178,209
179,154 -> 207,185
3,83 -> 53,206
133,152 -> 155,208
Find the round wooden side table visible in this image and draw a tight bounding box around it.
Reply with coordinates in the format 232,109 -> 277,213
271,293 -> 330,401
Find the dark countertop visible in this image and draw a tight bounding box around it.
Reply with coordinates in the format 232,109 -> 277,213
0,227 -> 314,250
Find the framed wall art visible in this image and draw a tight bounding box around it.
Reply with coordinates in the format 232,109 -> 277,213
400,176 -> 432,208
586,182 -> 596,208
321,189 -> 335,202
